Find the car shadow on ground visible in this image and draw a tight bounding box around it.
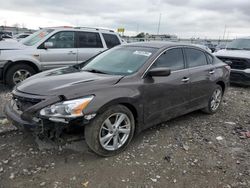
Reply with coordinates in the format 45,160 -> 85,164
32,109 -> 209,157
230,83 -> 250,89
0,83 -> 11,92
0,81 -> 216,157
1,82 -> 247,158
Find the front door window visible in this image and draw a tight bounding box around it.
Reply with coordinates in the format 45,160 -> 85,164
46,31 -> 75,48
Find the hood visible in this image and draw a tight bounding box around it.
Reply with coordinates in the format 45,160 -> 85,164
214,49 -> 250,59
17,66 -> 123,97
0,41 -> 26,50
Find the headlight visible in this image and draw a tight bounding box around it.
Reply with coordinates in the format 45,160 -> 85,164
40,96 -> 94,118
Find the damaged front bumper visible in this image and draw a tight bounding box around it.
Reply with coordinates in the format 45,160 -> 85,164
4,91 -> 95,138
4,101 -> 38,130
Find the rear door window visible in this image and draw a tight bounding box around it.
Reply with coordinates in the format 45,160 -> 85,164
153,48 -> 185,71
102,33 -> 121,48
77,32 -> 103,48
207,54 -> 214,64
185,48 -> 208,68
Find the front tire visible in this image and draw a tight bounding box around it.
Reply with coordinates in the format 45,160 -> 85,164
85,105 -> 135,156
5,64 -> 36,87
202,85 -> 223,114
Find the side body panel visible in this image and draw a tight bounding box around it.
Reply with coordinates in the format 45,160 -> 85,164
39,48 -> 77,70
142,70 -> 190,129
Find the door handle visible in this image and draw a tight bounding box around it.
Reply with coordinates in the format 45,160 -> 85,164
209,70 -> 215,74
181,77 -> 190,82
68,51 -> 76,55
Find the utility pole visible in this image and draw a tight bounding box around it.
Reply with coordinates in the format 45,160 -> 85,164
222,25 -> 227,40
226,31 -> 230,40
157,13 -> 161,35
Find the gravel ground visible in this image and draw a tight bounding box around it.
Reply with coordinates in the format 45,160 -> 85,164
0,84 -> 11,117
0,84 -> 250,188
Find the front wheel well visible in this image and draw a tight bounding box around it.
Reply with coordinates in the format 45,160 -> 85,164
4,61 -> 39,77
3,61 -> 40,86
120,103 -> 138,123
97,101 -> 139,127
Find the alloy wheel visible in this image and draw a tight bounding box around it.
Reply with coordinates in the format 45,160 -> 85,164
99,113 -> 131,151
211,88 -> 222,111
13,69 -> 31,84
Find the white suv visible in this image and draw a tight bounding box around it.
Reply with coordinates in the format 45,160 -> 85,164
214,37 -> 250,85
0,27 -> 125,86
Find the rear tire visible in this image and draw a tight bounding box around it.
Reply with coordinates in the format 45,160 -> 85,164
5,64 -> 36,87
84,105 -> 135,156
202,85 -> 223,114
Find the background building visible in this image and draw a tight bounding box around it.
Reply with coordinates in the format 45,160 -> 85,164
0,25 -> 36,36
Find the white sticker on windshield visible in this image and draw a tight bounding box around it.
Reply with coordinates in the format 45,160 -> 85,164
133,51 -> 152,57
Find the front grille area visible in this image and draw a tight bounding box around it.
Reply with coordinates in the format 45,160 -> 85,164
13,95 -> 43,112
217,56 -> 250,70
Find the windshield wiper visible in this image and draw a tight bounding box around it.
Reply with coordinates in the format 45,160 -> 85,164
83,68 -> 108,74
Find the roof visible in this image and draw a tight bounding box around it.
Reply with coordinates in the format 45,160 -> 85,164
44,26 -> 115,33
124,41 -> 191,49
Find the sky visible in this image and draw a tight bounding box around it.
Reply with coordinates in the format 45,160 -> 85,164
0,0 -> 250,39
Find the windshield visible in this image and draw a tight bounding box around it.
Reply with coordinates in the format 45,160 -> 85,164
82,46 -> 157,75
226,39 -> 250,50
22,29 -> 54,46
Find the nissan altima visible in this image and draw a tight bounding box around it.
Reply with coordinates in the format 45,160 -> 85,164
5,42 -> 230,156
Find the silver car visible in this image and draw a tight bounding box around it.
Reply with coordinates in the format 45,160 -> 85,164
0,27 -> 124,87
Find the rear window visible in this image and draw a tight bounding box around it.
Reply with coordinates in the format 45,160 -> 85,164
207,54 -> 214,64
185,48 -> 208,68
102,33 -> 121,48
78,32 -> 103,48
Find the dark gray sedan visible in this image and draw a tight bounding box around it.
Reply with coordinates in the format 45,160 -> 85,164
5,42 -> 230,156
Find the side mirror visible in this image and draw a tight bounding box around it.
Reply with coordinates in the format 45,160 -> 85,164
147,67 -> 171,77
44,42 -> 53,49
